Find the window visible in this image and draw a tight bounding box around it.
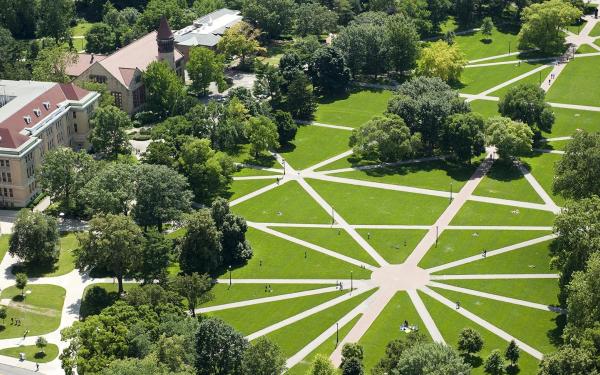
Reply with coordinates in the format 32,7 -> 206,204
6,160 -> 10,167
133,86 -> 145,108
112,91 -> 123,109
74,123 -> 78,133
23,115 -> 32,124
6,173 -> 10,183
90,75 -> 107,84
73,111 -> 77,119
9,189 -> 13,198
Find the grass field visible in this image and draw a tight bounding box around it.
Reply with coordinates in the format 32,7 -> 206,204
233,167 -> 280,177
473,161 -> 544,204
546,56 -> 600,106
521,152 -> 564,205
202,283 -> 330,307
576,43 -> 599,54
227,179 -> 277,201
589,22 -> 600,37
0,344 -> 59,363
454,28 -> 520,61
12,233 -> 78,277
458,62 -> 544,94
469,100 -> 500,119
307,179 -> 450,225
278,125 -> 351,170
489,65 -> 551,97
0,235 -> 9,264
228,143 -> 281,168
0,285 -> 65,339
356,229 -> 427,264
314,89 -> 393,128
419,229 -> 551,269
450,201 -> 556,226
543,107 -> 600,137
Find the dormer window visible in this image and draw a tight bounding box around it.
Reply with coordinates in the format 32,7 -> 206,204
43,101 -> 51,110
33,108 -> 41,117
24,115 -> 32,124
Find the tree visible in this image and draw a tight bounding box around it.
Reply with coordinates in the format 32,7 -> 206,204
372,332 -> 428,374
193,0 -> 225,15
481,17 -> 494,40
211,198 -> 253,265
32,46 -> 78,83
217,22 -> 259,66
80,163 -> 136,216
0,306 -> 6,326
350,114 -> 422,162
458,327 -> 484,357
498,83 -> 554,135
0,0 -> 37,39
484,349 -> 504,375
247,116 -> 280,158
242,0 -> 297,38
78,81 -> 115,108
195,317 -> 248,375
136,0 -> 197,31
565,253 -> 600,332
393,342 -> 471,374
187,47 -> 226,96
9,210 -> 59,265
172,272 -> 213,317
286,72 -> 317,120
132,164 -> 193,231
15,273 -> 27,297
90,105 -> 133,158
36,336 -> 48,354
518,0 -> 582,55
396,0 -> 433,36
86,23 -> 117,54
242,337 -> 287,375
308,46 -> 351,96
36,0 -> 74,42
179,209 -> 223,275
427,0 -> 452,32
416,41 -> 467,83
37,148 -> 96,214
295,3 -> 337,36
484,117 -> 534,160
143,61 -> 187,119
75,214 -> 144,294
385,14 -> 421,73
138,231 -> 171,284
100,354 -> 187,375
442,112 -> 486,163
273,110 -> 297,144
455,0 -> 478,28
553,131 -> 600,200
538,345 -> 598,375
332,24 -> 368,77
308,354 -> 338,375
505,340 -> 520,368
142,141 -> 176,167
341,343 -> 364,375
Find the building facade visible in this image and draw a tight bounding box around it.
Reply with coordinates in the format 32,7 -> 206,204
0,80 -> 99,207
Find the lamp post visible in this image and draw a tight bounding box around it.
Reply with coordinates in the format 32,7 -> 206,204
450,182 -> 453,202
350,271 -> 353,291
228,265 -> 232,288
435,225 -> 439,247
283,159 -> 286,175
508,41 -> 511,55
336,322 -> 339,346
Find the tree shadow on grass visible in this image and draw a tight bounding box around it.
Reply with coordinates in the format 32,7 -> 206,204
361,159 -> 478,184
11,262 -> 58,279
11,295 -> 24,302
506,364 -> 521,375
317,87 -> 387,106
486,160 -> 526,183
547,312 -> 566,347
461,353 -> 483,369
33,352 -> 47,360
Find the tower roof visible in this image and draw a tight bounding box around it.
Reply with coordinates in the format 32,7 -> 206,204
157,16 -> 174,40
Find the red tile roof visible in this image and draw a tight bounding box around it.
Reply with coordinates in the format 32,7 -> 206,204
65,53 -> 107,77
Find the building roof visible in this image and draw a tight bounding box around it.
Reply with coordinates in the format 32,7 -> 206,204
94,31 -> 184,88
65,53 -> 107,77
0,80 -> 94,150
157,16 -> 174,40
174,8 -> 243,48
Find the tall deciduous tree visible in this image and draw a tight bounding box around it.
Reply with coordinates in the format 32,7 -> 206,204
85,23 -> 117,54
143,61 -> 187,119
242,337 -> 287,375
9,210 -> 59,265
138,231 -> 171,284
441,112 -> 486,163
505,340 -> 520,368
75,214 -> 144,294
15,273 -> 27,296
187,47 -> 226,96
308,46 -> 351,96
246,116 -> 280,158
481,17 -> 494,40
217,22 -> 259,66
242,0 -> 297,38
484,349 -> 504,375
295,3 -> 338,36
273,110 -> 297,144
179,209 -> 222,275
416,41 -> 466,83
81,163 -> 136,216
32,46 -> 78,83
36,0 -> 74,42
538,345 -> 598,375
90,105 -> 133,158
392,342 -> 470,373
172,272 -> 213,317
308,354 -> 338,375
553,131 -> 600,200
195,317 -> 248,375
458,327 -> 484,357
211,198 -> 253,266
498,83 -> 554,136
484,116 -> 533,160
384,14 -> 421,73
286,72 -> 317,120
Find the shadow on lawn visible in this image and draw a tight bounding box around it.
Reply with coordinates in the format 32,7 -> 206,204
485,160 -> 526,182
317,87 -> 388,105
360,159 -> 478,183
547,312 -> 566,347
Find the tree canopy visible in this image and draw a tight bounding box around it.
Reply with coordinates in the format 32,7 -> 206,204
553,131 -> 600,200
9,210 -> 59,265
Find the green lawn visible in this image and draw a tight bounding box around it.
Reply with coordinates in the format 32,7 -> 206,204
307,179 -> 450,225
334,159 -> 478,192
228,144 -> 281,168
69,21 -> 94,51
12,233 -> 78,277
226,179 -> 277,201
455,27 -> 520,61
278,125 -> 351,170
0,234 -> 9,264
521,152 -> 564,206
473,161 -> 544,204
450,201 -> 556,226
546,56 -> 600,106
543,107 -> 600,137
458,62 -> 544,94
314,154 -> 379,172
0,344 -> 59,363
356,229 -> 427,264
435,239 -> 554,274
541,139 -> 570,151
233,167 -> 280,177
0,285 -> 65,339
207,290 -> 347,335
419,229 -> 551,269
469,100 -> 500,119
359,292 -> 432,371
565,20 -> 587,35
489,66 -> 550,97
432,288 -> 562,353
266,289 -> 376,357
589,22 -> 600,37
228,228 -> 372,279
420,291 -> 541,374
202,283 -> 330,307
273,227 -> 378,266
435,278 -> 559,306
287,314 -> 362,375
231,181 -> 330,224
575,43 -> 599,54
314,89 -> 393,128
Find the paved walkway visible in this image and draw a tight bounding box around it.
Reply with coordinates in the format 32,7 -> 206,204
430,274 -> 559,280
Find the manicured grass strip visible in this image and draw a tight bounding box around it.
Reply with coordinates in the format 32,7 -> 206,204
208,290 -> 348,335
231,180 -> 330,224
265,289 -> 377,356
435,278 -> 560,306
226,179 -> 276,201
543,107 -> 600,138
314,154 -> 375,172
286,314 -> 362,375
278,125 -> 351,170
435,239 -> 554,275
0,234 -> 9,264
234,167 -> 280,177
273,227 -> 378,266
546,56 -> 600,106
455,27 -> 520,61
230,228 -> 372,279
202,283 -> 331,307
0,285 -> 65,339
432,288 -> 562,354
335,159 -> 477,192
469,100 -> 500,119
474,161 -> 544,204
314,89 -> 393,128
490,65 -> 550,98
228,144 -> 280,168
459,62 -> 544,95
566,20 -> 587,35
589,22 -> 600,37
11,233 -> 78,278
521,152 -> 564,206
419,229 -> 551,269
450,201 -> 556,226
356,229 -> 427,264
307,179 -> 450,225
576,43 -> 599,54
0,344 -> 59,363
419,291 -> 541,375
541,140 -> 570,151
359,292 -> 432,371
